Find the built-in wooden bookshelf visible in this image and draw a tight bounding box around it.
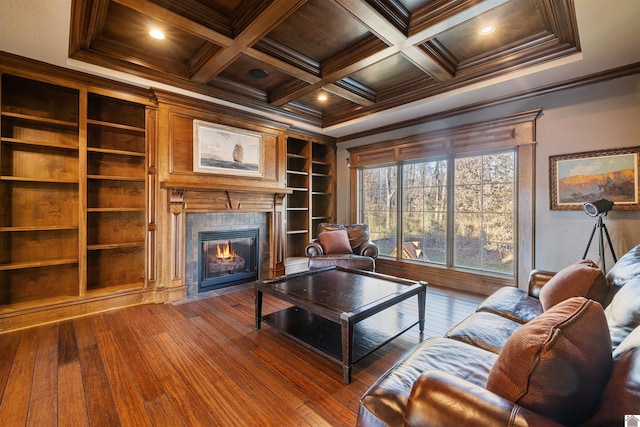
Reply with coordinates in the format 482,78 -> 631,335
86,93 -> 147,293
0,70 -> 154,329
284,135 -> 335,269
311,142 -> 335,235
0,75 -> 81,307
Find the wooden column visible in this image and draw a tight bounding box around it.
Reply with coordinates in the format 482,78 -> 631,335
270,193 -> 287,278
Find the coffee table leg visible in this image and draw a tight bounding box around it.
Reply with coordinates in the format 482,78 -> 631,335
340,314 -> 353,384
418,287 -> 426,333
255,288 -> 263,330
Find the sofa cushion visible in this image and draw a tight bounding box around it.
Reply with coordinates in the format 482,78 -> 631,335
605,244 -> 640,305
486,297 -> 612,426
538,259 -> 608,310
317,229 -> 352,254
446,311 -> 522,354
584,325 -> 640,426
356,337 -> 497,427
476,287 -> 543,324
605,275 -> 640,349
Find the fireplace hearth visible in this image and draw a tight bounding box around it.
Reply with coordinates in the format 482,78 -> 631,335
198,229 -> 259,292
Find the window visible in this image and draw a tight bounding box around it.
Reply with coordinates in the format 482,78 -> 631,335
401,159 -> 447,263
348,110 -> 537,289
359,149 -> 516,277
453,151 -> 515,274
359,166 -> 397,256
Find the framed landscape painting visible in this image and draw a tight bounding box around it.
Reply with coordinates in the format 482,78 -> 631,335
549,146 -> 640,211
193,120 -> 263,177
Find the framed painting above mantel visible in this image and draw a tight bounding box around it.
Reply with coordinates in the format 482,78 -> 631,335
550,146 -> 640,211
193,120 -> 264,178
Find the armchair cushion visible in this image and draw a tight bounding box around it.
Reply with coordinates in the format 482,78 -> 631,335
317,223 -> 375,256
538,259 -> 608,310
486,297 -> 612,426
308,255 -> 375,271
317,229 -> 352,254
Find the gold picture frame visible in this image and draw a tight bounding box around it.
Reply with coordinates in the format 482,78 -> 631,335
549,146 -> 640,211
193,120 -> 263,177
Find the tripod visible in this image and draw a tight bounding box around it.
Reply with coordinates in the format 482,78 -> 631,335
582,215 -> 617,273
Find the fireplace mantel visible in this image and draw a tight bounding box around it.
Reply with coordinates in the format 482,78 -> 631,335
169,187 -> 291,213
158,186 -> 292,302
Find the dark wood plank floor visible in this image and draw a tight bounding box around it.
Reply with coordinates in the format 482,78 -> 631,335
0,284 -> 483,426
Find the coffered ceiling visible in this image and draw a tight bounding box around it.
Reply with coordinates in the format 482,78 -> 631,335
68,0 -> 580,129
1,1 -> 638,139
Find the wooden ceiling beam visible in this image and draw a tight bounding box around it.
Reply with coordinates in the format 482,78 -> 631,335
112,0 -> 234,46
246,42 -> 321,84
324,82 -> 376,107
334,0 -> 452,81
405,0 -> 507,45
69,0 -> 110,52
190,0 -> 307,83
402,45 -> 454,81
249,0 -> 508,109
269,36 -> 392,107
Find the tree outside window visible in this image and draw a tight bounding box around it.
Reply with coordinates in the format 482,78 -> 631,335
401,160 -> 447,263
454,151 -> 515,274
359,166 -> 397,256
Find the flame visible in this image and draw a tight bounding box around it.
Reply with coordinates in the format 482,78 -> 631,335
216,242 -> 234,259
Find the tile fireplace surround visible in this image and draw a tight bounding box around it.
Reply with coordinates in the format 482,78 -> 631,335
185,212 -> 270,296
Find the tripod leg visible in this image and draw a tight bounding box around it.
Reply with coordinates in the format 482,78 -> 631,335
582,221 -> 598,259
601,223 -> 618,263
598,217 -> 605,273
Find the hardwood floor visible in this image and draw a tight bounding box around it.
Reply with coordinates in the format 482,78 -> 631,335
0,284 -> 483,426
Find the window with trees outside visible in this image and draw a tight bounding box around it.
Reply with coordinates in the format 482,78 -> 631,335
348,111 -> 537,291
359,149 -> 515,277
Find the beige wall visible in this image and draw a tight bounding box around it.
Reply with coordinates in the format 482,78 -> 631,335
336,73 -> 640,272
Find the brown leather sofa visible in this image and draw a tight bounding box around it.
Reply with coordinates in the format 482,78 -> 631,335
357,244 -> 640,427
305,223 -> 378,271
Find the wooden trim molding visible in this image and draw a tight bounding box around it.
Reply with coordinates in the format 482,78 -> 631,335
338,62 -> 640,143
348,109 -> 540,167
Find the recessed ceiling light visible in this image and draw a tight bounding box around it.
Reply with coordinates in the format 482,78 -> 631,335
248,68 -> 269,79
479,25 -> 496,36
318,93 -> 328,102
149,29 -> 165,40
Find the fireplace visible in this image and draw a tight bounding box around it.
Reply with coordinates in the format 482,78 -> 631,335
198,229 -> 259,292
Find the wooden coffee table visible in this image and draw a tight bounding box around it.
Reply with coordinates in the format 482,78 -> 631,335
255,266 -> 427,384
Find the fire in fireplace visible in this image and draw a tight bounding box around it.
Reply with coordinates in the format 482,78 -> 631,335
198,229 -> 259,292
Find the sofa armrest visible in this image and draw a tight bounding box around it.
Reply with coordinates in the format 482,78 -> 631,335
405,370 -> 564,427
358,242 -> 379,259
305,241 -> 324,257
528,269 -> 556,298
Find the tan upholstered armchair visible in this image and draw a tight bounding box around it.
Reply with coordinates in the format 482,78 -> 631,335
305,223 -> 378,271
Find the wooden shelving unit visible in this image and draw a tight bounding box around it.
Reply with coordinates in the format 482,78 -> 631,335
0,71 -> 153,328
285,137 -> 310,260
86,93 -> 146,293
284,135 -> 336,272
0,75 -> 81,305
311,142 -> 335,236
